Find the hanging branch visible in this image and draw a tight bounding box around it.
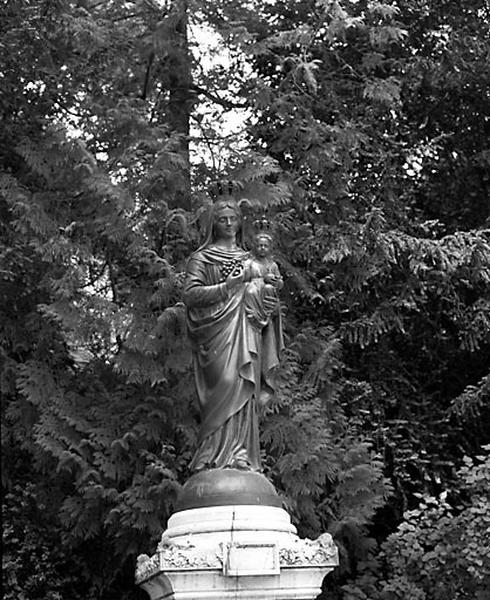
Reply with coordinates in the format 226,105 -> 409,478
190,84 -> 248,110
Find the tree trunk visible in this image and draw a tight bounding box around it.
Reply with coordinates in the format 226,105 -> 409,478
166,0 -> 194,210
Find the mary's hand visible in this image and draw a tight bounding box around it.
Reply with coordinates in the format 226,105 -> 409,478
225,268 -> 245,290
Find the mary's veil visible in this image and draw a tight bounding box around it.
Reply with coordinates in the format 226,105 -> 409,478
197,198 -> 245,251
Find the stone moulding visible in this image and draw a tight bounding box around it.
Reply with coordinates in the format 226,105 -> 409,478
278,534 -> 337,567
136,554 -> 160,584
135,533 -> 338,585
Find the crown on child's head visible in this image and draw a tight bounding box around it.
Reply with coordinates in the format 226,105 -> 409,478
252,215 -> 272,233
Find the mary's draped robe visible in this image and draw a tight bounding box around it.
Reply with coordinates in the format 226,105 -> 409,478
184,244 -> 283,471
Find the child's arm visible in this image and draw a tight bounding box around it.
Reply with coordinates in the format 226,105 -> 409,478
264,261 -> 284,290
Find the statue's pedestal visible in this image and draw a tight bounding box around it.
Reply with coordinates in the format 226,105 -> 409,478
136,505 -> 338,600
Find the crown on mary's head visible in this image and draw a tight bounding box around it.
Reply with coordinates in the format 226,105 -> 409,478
209,179 -> 241,199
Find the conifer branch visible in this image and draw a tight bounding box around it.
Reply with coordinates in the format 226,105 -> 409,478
190,84 -> 247,110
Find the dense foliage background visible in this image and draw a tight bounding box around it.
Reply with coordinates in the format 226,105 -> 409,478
1,1 -> 489,599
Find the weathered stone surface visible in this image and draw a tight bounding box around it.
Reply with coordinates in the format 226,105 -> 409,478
163,505 -> 297,546
136,505 -> 338,600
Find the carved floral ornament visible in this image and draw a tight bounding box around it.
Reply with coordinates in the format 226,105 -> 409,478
135,534 -> 338,584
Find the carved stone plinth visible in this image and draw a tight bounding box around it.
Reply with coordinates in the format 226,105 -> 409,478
136,505 -> 338,600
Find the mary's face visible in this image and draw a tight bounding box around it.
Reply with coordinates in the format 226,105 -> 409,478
214,207 -> 240,241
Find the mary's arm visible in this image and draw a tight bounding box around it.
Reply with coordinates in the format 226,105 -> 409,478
184,254 -> 229,308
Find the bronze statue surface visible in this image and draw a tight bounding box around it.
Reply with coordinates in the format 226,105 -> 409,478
183,199 -> 284,474
174,468 -> 282,511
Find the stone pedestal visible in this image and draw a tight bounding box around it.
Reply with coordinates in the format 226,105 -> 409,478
136,505 -> 338,600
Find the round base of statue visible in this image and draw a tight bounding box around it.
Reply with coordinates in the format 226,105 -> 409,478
175,468 -> 283,511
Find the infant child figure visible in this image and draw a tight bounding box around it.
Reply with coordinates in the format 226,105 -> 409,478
243,232 -> 283,330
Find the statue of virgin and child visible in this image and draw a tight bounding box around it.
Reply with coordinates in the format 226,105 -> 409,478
184,198 -> 284,473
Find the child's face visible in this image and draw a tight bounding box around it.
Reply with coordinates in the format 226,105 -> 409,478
255,236 -> 271,258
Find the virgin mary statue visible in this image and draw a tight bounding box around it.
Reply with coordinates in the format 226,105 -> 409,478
184,199 -> 283,472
